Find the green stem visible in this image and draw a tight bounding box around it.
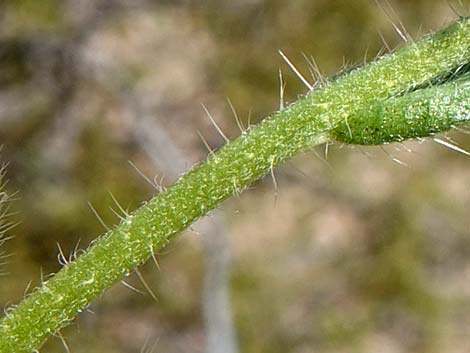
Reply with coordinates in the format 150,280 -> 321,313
1,18 -> 470,353
332,78 -> 470,144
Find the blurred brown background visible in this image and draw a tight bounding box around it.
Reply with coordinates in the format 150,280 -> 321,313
1,1 -> 469,352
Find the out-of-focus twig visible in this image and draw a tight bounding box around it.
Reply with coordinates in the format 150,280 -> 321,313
125,95 -> 239,353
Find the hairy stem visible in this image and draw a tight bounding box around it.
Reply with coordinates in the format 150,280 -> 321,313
333,78 -> 470,144
0,18 -> 469,353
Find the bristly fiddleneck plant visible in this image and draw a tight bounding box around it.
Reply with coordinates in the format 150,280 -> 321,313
1,17 -> 470,353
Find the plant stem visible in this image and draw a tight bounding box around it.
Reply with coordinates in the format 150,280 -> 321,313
0,18 -> 469,353
332,78 -> 470,144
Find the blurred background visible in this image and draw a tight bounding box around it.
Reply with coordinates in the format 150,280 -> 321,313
1,1 -> 469,352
